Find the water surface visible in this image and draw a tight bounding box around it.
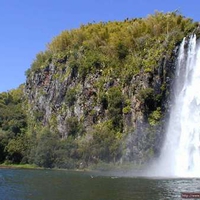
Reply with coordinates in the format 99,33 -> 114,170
0,168 -> 200,200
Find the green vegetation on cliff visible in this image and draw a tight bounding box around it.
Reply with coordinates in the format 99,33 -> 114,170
0,11 -> 198,169
28,11 -> 197,77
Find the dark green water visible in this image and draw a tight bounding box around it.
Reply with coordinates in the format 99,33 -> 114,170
0,168 -> 200,200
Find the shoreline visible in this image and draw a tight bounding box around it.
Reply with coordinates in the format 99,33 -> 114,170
0,162 -> 144,173
0,164 -> 42,170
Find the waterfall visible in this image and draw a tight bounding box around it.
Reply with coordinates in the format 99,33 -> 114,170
153,35 -> 200,177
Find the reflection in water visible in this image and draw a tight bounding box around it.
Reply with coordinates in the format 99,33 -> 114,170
0,169 -> 200,200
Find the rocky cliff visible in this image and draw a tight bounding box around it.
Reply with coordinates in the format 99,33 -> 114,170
25,51 -> 175,161
23,12 -> 198,167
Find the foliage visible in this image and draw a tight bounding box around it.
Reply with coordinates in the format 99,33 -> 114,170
123,106 -> 131,114
78,121 -> 123,164
138,88 -> 154,102
0,130 -> 9,162
116,41 -> 129,60
78,50 -> 106,79
65,88 -> 77,107
0,86 -> 28,164
66,117 -> 83,137
53,136 -> 79,169
31,128 -> 58,168
107,86 -> 124,131
27,11 -> 197,79
6,134 -> 29,163
29,51 -> 52,73
148,107 -> 162,126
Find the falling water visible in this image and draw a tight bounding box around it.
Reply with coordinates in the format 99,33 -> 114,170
154,35 -> 200,177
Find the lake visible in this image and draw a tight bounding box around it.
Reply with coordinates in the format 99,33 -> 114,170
0,168 -> 200,200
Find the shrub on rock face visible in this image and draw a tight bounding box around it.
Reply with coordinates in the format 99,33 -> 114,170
107,86 -> 124,131
65,88 -> 77,107
66,117 -> 81,137
148,107 -> 162,126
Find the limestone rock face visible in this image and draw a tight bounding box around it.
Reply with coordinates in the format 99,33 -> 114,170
24,46 -> 178,164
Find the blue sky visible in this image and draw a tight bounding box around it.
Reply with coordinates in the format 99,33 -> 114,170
0,0 -> 199,92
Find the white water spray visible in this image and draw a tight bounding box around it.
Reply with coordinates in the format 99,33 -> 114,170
154,35 -> 200,177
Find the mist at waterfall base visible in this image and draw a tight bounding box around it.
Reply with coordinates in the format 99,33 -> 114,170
147,35 -> 200,178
